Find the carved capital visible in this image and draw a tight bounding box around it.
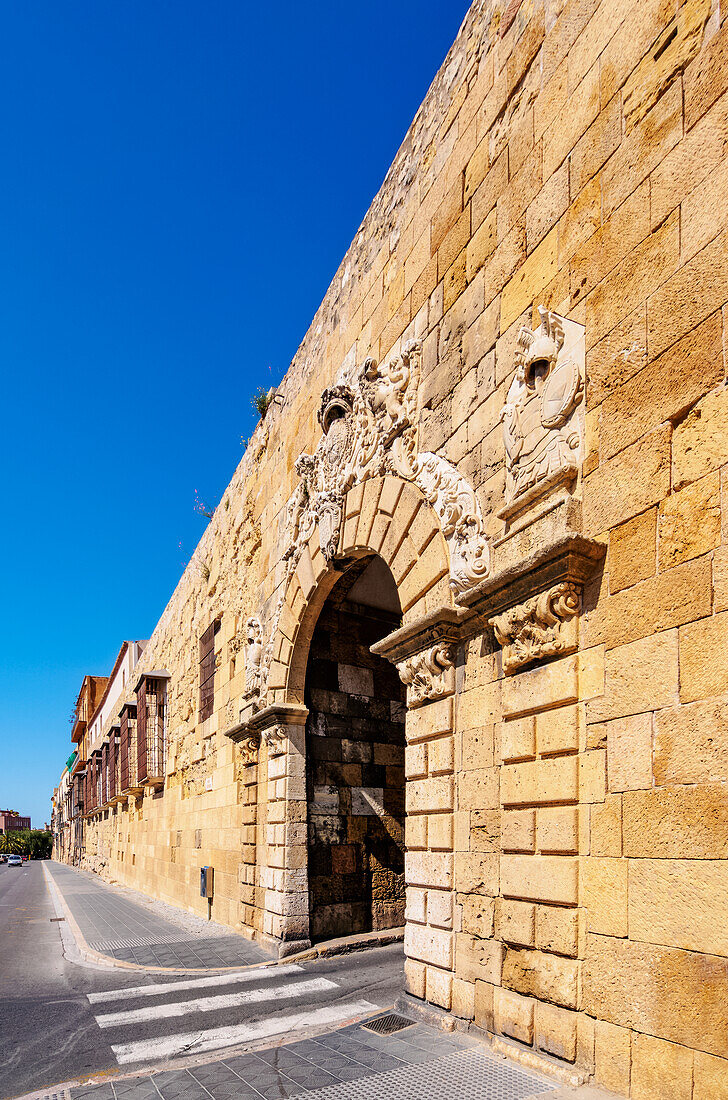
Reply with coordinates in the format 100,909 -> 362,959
238,731 -> 261,763
489,582 -> 581,675
397,643 -> 455,708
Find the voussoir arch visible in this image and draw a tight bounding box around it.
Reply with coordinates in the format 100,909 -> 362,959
269,475 -> 452,707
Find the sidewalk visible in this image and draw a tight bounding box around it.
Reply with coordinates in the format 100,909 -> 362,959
46,861 -> 273,969
24,1013 -> 616,1100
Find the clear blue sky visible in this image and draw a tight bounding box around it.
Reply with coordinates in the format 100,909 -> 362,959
0,2 -> 470,827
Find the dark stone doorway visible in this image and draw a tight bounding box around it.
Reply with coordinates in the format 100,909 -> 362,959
304,556 -> 406,942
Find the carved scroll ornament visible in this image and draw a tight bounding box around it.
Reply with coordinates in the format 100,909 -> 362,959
397,643 -> 455,708
262,725 -> 287,756
489,582 -> 580,674
249,342 -> 490,710
500,307 -> 584,514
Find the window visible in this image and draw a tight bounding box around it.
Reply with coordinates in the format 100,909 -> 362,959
119,702 -> 137,791
199,620 -> 220,722
137,675 -> 168,783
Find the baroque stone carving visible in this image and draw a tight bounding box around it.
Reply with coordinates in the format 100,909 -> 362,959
500,307 -> 584,515
397,643 -> 455,708
262,725 -> 287,755
489,582 -> 580,674
252,342 -> 491,709
238,731 -> 261,763
283,341 -> 489,590
244,618 -> 263,698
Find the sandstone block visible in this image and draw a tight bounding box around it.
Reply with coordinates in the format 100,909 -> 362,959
601,83 -> 682,222
606,713 -> 653,793
586,207 -> 679,349
680,611 -> 728,703
496,898 -> 535,946
623,784 -> 728,858
536,705 -> 579,757
460,723 -> 496,772
659,473 -> 721,570
594,1019 -> 632,1095
581,856 -> 628,936
647,231 -> 728,361
428,735 -> 454,776
455,932 -> 503,984
583,933 -> 728,1057
427,813 -> 453,851
455,852 -> 499,896
501,809 -> 536,853
631,1032 -> 693,1100
451,975 -> 475,1021
601,310 -> 722,463
586,630 -> 678,724
654,699 -> 728,785
470,808 -> 499,853
474,978 -> 494,1031
583,426 -> 671,537
425,965 -> 452,1010
585,303 -> 647,412
714,545 -> 728,615
535,904 -> 579,958
536,1001 -> 577,1062
405,743 -> 427,780
673,382 -> 728,489
407,697 -> 453,741
580,749 -> 606,804
629,858 -> 728,956
537,807 -> 578,854
502,946 -> 579,1009
406,851 -> 453,889
501,757 -> 578,808
494,986 -> 534,1044
500,715 -> 536,763
590,794 -> 622,858
622,0 -> 710,134
608,507 -> 657,594
460,893 -> 495,939
684,17 -> 728,129
571,183 -> 649,309
502,656 -> 578,718
500,226 -> 558,330
501,854 -> 578,905
404,923 -> 453,969
694,1051 -> 728,1100
458,767 -> 499,811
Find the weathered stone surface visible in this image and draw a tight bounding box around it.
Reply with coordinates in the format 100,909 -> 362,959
631,1031 -> 694,1100
583,933 -> 728,1057
673,382 -> 728,489
594,1019 -> 631,1095
535,904 -> 579,958
654,699 -> 728,785
679,611 -> 728,703
623,785 -> 728,858
581,856 -> 628,936
658,473 -> 721,569
502,946 -> 579,1009
606,713 -> 653,793
535,1001 -> 577,1063
494,986 -> 534,1044
694,1051 -> 728,1100
586,631 -> 678,724
629,858 -> 728,956
501,855 -> 578,905
583,426 -> 671,536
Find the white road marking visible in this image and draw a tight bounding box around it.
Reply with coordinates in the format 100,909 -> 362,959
111,999 -> 378,1064
95,977 -> 337,1027
87,963 -> 303,1004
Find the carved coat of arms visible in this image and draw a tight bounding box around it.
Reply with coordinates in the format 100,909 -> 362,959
500,308 -> 584,514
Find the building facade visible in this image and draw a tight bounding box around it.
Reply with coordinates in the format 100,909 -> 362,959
0,811 -> 31,832
54,0 -> 728,1094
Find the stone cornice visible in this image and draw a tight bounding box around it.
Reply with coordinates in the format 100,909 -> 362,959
370,534 -> 605,664
223,702 -> 308,743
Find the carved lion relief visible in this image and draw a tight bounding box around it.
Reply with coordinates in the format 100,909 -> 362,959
500,307 -> 585,517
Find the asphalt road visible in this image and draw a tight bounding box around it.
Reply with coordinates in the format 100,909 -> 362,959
0,862 -> 404,1099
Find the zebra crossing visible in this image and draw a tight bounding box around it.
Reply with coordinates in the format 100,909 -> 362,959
87,962 -> 378,1066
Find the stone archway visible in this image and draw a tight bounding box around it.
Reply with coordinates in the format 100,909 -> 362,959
303,554 -> 406,942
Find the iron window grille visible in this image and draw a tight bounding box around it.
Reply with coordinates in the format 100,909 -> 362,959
119,702 -> 139,792
136,676 -> 167,785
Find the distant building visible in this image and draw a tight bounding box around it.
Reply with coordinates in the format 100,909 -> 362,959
0,810 -> 31,833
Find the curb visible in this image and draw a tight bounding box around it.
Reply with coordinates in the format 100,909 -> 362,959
43,863 -> 403,975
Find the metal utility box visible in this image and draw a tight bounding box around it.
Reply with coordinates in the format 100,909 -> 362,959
200,865 -> 214,898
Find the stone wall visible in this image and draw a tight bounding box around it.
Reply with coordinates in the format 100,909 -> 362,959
72,0 -> 728,1093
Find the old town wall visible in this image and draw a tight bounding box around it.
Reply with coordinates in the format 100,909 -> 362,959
75,0 -> 728,1094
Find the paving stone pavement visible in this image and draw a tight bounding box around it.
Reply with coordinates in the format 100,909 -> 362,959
52,1019 -> 562,1099
48,862 -> 272,968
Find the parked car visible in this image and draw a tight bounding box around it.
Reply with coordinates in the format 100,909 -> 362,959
7,855 -> 23,867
